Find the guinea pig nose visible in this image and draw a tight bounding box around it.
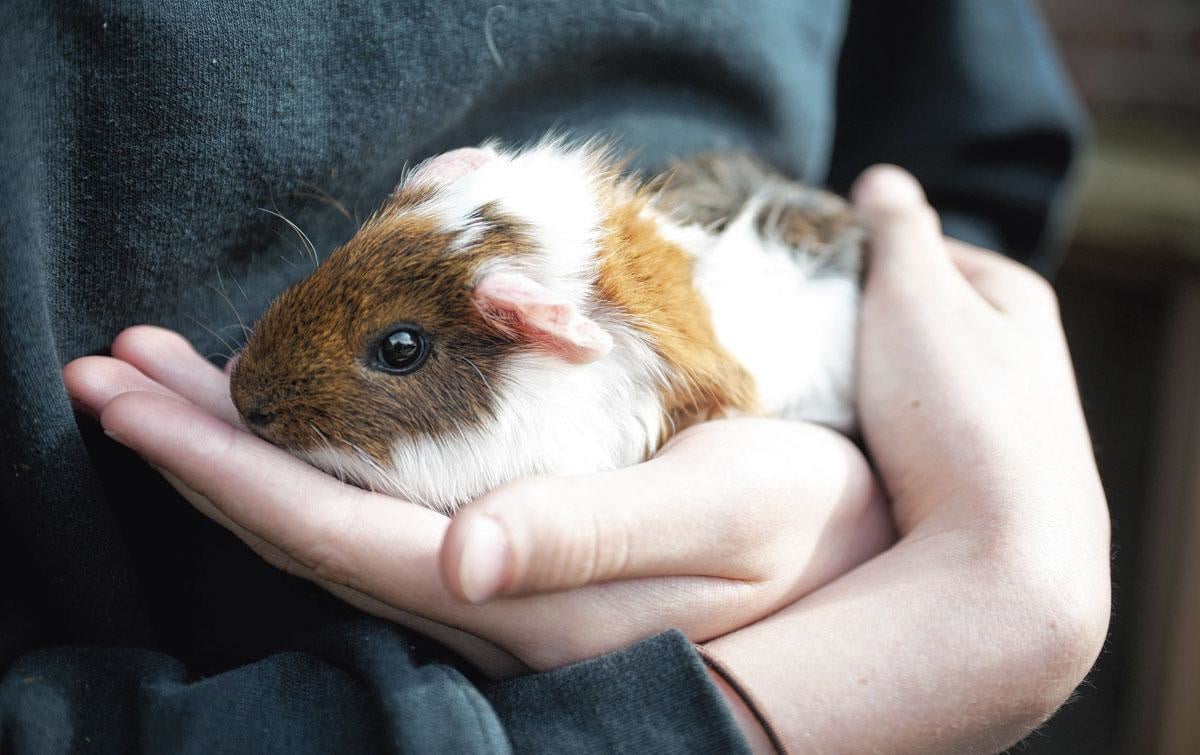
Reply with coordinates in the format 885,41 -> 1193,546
242,406 -> 276,428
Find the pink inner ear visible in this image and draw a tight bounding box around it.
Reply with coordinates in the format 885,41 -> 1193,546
408,147 -> 494,186
473,272 -> 613,364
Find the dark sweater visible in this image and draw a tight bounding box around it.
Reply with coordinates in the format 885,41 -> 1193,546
0,1 -> 1085,751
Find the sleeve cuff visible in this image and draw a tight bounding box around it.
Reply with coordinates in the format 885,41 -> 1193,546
484,629 -> 752,754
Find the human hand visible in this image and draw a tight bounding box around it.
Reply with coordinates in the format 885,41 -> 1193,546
855,168 -> 1109,548
700,166 -> 1108,753
63,326 -> 891,679
700,166 -> 1111,753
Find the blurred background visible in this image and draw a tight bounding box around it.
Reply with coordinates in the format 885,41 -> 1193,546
1016,1 -> 1200,753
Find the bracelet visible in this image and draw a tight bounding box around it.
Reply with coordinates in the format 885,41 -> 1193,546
696,645 -> 789,755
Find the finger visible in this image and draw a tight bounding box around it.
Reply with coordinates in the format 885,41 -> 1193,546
99,390 -> 454,610
111,325 -> 241,425
850,165 -> 961,293
947,240 -> 1059,317
63,355 -> 190,417
440,419 -> 869,603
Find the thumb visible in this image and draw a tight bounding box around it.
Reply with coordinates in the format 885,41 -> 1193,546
439,456 -> 751,604
851,164 -> 959,291
439,420 -> 867,604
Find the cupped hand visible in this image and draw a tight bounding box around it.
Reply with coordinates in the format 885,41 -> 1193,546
699,166 -> 1112,753
64,327 -> 891,677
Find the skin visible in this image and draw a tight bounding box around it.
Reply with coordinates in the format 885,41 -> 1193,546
61,166 -> 1110,753
698,166 -> 1112,752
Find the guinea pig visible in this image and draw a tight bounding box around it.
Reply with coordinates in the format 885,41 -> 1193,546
229,138 -> 864,513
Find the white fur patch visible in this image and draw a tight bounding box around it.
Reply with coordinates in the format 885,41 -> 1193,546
690,199 -> 860,431
404,138 -> 608,311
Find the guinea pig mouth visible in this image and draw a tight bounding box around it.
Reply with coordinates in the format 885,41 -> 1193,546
228,381 -> 285,442
239,405 -> 278,432
236,408 -> 319,456
229,366 -> 287,443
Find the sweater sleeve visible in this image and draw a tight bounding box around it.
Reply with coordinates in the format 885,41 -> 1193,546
826,0 -> 1090,273
0,624 -> 749,755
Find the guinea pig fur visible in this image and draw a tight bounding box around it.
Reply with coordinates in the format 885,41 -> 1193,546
230,138 -> 864,514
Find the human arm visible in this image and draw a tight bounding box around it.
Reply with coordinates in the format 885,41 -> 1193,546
442,166 -> 1112,753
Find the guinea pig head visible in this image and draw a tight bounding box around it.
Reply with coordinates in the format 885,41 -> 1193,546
230,142 -> 666,513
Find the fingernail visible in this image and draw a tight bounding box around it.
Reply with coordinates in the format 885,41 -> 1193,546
102,426 -> 128,446
458,516 -> 510,604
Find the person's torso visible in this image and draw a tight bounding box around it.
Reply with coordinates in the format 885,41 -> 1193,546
4,0 -> 852,670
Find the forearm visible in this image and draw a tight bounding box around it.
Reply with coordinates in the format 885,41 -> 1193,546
704,519 -> 1110,754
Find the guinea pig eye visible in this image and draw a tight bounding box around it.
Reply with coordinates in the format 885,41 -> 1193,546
374,326 -> 429,374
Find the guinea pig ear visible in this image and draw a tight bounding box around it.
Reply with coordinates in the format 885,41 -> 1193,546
408,147 -> 495,186
473,271 -> 613,364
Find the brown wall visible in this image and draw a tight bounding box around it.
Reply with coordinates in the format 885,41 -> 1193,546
1042,0 -> 1200,118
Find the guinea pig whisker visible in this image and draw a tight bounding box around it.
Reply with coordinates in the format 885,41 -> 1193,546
308,423 -> 386,491
455,355 -> 492,393
185,314 -> 238,360
209,266 -> 251,344
263,227 -> 310,270
315,432 -> 348,484
228,267 -> 252,305
258,207 -> 320,271
277,253 -> 301,272
285,184 -> 355,224
310,423 -> 333,453
347,442 -> 389,482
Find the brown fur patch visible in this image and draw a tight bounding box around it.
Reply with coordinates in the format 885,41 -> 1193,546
756,201 -> 854,249
651,152 -> 759,229
657,151 -> 863,276
230,197 -> 532,468
596,189 -> 759,442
